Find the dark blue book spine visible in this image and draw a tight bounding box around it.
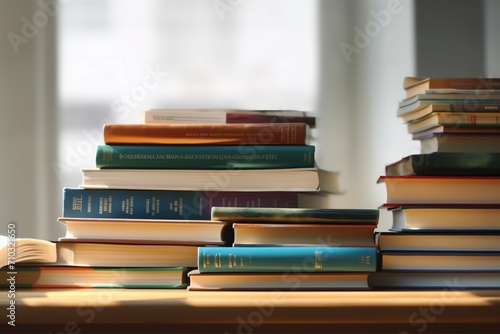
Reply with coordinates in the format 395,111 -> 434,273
62,188 -> 298,220
95,145 -> 315,169
198,246 -> 377,273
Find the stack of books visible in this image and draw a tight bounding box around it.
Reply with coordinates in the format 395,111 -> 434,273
188,207 -> 379,290
49,109 -> 319,288
371,76 -> 500,289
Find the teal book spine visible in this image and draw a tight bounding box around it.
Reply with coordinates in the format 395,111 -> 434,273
62,188 -> 298,220
198,246 -> 377,273
95,145 -> 315,169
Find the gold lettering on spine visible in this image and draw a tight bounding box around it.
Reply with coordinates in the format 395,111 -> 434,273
315,251 -> 323,269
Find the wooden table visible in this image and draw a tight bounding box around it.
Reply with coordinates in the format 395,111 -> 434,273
1,289 -> 500,333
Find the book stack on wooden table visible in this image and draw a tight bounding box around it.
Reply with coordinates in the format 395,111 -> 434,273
371,77 -> 500,289
12,109 -> 319,289
188,207 -> 379,290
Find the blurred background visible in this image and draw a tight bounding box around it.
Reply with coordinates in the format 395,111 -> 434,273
0,0 -> 498,240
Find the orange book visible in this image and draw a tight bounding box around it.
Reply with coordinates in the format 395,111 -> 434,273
404,76 -> 500,98
103,122 -> 306,145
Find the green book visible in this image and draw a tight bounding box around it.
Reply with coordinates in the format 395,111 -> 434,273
96,145 -> 315,169
211,207 -> 379,224
385,152 -> 500,176
198,246 -> 377,273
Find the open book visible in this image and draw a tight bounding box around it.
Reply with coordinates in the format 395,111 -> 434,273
0,236 -> 57,268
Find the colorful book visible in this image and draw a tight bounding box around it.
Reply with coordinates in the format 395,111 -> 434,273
188,270 -> 370,291
403,77 -> 500,98
399,103 -> 500,123
211,207 -> 379,224
95,144 -> 315,169
103,122 -> 307,145
405,113 -> 500,134
0,266 -> 189,289
197,246 -> 377,273
142,109 -> 316,127
80,168 -> 320,192
62,188 -> 298,220
58,217 -> 230,245
385,152 -> 500,176
378,176 -> 500,204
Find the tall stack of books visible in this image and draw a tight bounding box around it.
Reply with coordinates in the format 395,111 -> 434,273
188,207 -> 379,290
52,109 -> 319,289
370,77 -> 500,289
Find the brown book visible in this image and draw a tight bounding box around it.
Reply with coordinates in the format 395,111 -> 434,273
103,122 -> 306,145
404,76 -> 500,98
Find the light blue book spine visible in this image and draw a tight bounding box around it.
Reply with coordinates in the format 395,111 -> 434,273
198,246 -> 377,273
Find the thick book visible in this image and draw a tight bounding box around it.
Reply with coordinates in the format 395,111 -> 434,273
57,217 -> 230,245
377,231 -> 500,252
80,168 -> 320,192
378,176 -> 500,204
1,236 -> 56,268
55,242 -> 199,267
0,266 -> 189,289
232,223 -> 376,247
403,77 -> 500,98
399,103 -> 500,123
405,112 -> 500,134
197,246 -> 377,273
62,188 -> 299,220
380,252 -> 500,271
187,269 -> 370,291
211,207 -> 379,224
419,134 -> 500,154
385,152 -> 500,176
103,122 -> 307,145
95,144 -> 315,169
368,271 -> 500,289
383,204 -> 500,230
142,109 -> 316,127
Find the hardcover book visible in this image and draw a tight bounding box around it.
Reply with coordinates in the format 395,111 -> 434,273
198,246 -> 377,273
403,77 -> 500,98
95,144 -> 315,169
380,252 -> 500,271
58,217 -> 230,245
188,270 -> 370,291
385,152 -> 500,176
419,134 -> 500,153
62,188 -> 299,220
383,205 -> 500,230
0,266 -> 189,289
378,176 -> 500,204
80,168 -> 320,192
103,122 -> 307,145
211,207 -> 379,224
142,109 -> 316,127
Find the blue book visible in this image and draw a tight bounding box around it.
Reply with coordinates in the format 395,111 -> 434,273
198,246 -> 377,273
62,188 -> 298,220
95,144 -> 315,169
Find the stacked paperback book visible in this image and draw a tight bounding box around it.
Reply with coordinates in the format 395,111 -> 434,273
371,77 -> 500,289
2,109 -> 322,289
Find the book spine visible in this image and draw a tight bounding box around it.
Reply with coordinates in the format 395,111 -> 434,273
62,188 -> 298,220
411,153 -> 500,176
198,246 -> 377,273
95,145 -> 315,169
103,123 -> 307,145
